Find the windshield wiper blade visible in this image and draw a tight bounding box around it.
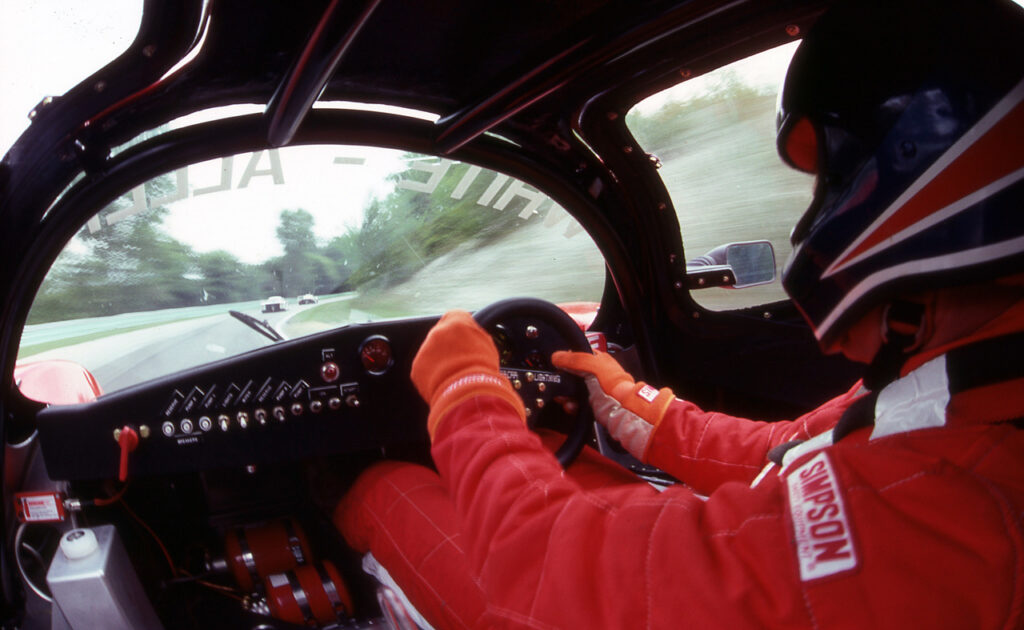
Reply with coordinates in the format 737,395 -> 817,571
229,310 -> 284,343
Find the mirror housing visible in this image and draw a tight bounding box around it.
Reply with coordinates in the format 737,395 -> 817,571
686,240 -> 776,290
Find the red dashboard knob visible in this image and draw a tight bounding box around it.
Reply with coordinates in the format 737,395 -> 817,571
321,362 -> 340,383
117,426 -> 139,482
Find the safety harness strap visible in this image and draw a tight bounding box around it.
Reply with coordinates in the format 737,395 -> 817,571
770,330 -> 1024,465
945,330 -> 1024,394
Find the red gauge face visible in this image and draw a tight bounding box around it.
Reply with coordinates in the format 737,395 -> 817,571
359,336 -> 393,374
523,350 -> 547,370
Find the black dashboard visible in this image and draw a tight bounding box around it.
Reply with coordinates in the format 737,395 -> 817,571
35,318 -> 436,481
34,301 -> 590,481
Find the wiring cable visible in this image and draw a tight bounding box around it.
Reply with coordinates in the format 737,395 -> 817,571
13,523 -> 52,603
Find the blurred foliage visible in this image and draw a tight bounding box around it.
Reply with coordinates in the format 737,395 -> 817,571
27,157 -> 530,324
344,160 -> 525,289
626,70 -> 769,160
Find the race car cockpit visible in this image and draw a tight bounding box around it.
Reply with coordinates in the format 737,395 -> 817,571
0,1 -> 871,627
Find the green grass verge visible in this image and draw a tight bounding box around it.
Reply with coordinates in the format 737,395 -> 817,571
281,293 -> 422,337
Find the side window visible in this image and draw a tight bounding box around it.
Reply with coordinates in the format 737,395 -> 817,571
626,42 -> 814,310
19,146 -> 605,394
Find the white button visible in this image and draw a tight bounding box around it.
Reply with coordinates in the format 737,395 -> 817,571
60,529 -> 99,560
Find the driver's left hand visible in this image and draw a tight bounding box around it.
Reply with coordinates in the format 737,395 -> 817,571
551,350 -> 674,460
412,310 -> 526,439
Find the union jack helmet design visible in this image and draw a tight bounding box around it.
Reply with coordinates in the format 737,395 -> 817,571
776,0 -> 1024,348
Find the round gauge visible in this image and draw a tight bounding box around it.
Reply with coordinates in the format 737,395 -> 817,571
523,350 -> 547,370
491,324 -> 515,367
359,335 -> 394,375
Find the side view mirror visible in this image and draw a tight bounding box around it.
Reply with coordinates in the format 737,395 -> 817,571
686,240 -> 776,289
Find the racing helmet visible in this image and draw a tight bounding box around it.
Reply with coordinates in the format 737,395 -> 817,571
776,0 -> 1024,351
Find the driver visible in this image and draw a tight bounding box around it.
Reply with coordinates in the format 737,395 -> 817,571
337,0 -> 1024,627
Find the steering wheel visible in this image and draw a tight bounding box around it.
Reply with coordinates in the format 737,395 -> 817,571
473,297 -> 594,467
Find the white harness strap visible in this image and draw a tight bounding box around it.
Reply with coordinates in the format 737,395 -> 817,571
871,355 -> 949,439
751,355 -> 952,488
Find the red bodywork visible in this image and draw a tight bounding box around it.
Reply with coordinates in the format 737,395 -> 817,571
558,301 -> 599,331
14,360 -> 103,405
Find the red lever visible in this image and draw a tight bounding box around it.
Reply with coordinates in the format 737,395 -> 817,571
118,426 -> 139,482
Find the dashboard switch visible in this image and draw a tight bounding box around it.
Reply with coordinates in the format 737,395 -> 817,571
273,406 -> 287,422
117,426 -> 139,482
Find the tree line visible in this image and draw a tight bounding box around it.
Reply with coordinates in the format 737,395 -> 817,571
27,156 -> 526,324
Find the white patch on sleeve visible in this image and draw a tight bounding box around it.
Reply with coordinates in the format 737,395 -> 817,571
785,451 -> 858,581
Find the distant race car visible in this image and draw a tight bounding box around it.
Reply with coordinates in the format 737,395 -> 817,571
261,295 -> 287,312
298,293 -> 319,305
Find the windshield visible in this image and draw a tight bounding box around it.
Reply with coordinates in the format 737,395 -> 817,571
19,145 -> 605,394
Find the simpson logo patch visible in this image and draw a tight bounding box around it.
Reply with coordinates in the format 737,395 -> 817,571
786,451 -> 858,581
637,384 -> 659,402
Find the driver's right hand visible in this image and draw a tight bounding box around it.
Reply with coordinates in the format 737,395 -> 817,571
412,310 -> 526,439
551,351 -> 674,460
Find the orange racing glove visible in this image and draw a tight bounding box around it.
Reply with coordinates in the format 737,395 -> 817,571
550,350 -> 674,461
411,310 -> 526,439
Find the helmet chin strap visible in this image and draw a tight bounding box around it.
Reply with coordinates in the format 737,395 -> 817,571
863,300 -> 927,391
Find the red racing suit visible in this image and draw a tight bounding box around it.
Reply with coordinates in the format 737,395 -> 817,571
339,344 -> 1024,629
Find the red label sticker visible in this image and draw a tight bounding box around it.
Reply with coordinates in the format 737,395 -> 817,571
15,492 -> 65,523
